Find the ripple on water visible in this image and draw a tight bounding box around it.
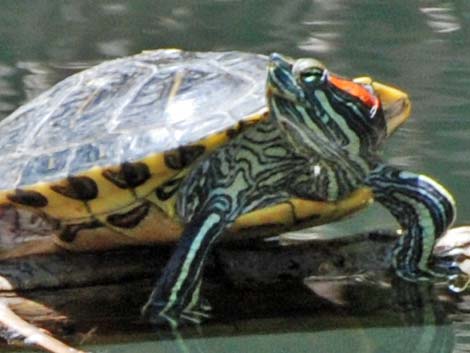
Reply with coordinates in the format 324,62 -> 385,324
0,63 -> 22,120
420,3 -> 461,34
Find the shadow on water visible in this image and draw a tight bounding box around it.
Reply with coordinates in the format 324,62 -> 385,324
2,0 -> 470,352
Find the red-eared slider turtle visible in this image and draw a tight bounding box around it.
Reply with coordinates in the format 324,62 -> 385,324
0,49 -> 456,327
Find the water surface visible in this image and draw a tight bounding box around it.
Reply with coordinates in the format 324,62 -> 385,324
1,1 -> 470,352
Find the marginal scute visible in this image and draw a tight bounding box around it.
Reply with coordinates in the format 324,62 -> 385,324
7,189 -> 48,208
50,176 -> 99,201
102,162 -> 151,189
59,219 -> 103,243
163,145 -> 206,170
106,202 -> 150,228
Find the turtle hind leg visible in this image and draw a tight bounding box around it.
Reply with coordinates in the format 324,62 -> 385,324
142,196 -> 231,327
366,165 -> 456,281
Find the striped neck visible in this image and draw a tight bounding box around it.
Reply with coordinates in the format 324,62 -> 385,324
267,105 -> 374,199
269,95 -> 376,166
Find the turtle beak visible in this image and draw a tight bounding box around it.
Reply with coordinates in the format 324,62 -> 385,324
354,77 -> 411,136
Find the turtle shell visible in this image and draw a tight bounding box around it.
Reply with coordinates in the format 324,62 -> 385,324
0,49 -> 289,249
0,49 -> 267,190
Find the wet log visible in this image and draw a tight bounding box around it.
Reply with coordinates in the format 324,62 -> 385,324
0,230 -> 462,351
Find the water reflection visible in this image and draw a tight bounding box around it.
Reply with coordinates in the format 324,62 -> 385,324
86,279 -> 456,353
0,63 -> 16,117
420,2 -> 461,34
298,0 -> 346,54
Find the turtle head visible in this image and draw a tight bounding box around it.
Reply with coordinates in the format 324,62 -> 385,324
266,53 -> 411,155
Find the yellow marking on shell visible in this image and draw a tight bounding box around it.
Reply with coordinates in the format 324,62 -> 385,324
53,187 -> 373,251
1,110 -> 268,225
0,182 -> 89,220
233,202 -> 295,229
0,170 -> 372,253
0,143 -> 212,222
78,166 -> 135,215
231,187 -> 373,231
0,181 -> 373,253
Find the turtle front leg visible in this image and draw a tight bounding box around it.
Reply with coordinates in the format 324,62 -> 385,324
366,165 -> 456,281
142,195 -> 233,327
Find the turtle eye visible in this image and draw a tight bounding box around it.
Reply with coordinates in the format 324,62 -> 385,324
292,58 -> 328,87
299,68 -> 327,86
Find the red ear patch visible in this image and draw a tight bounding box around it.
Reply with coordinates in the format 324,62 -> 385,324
329,75 -> 379,109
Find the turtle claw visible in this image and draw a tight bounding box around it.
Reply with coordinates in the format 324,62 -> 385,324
395,260 -> 462,283
142,301 -> 176,328
395,266 -> 445,282
431,257 -> 461,274
180,307 -> 212,325
179,296 -> 213,325
143,297 -> 212,328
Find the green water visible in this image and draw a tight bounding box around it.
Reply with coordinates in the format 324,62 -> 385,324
1,1 -> 470,352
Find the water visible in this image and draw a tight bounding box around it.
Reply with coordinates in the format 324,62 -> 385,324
1,0 -> 470,352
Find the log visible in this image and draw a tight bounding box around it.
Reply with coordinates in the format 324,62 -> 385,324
0,231 -> 396,292
0,229 -> 464,351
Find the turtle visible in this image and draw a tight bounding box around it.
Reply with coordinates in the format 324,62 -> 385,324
0,49 -> 456,327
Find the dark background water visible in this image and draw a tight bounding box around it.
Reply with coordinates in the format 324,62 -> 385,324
1,1 -> 470,352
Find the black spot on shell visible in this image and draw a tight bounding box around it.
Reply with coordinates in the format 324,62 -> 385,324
7,189 -> 48,208
107,202 -> 150,228
102,162 -> 151,189
122,162 -> 151,187
51,176 -> 98,201
163,145 -> 205,170
59,219 -> 103,243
